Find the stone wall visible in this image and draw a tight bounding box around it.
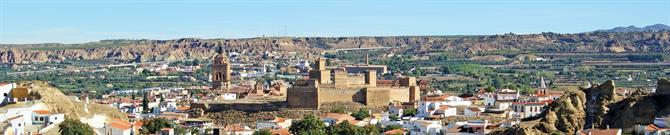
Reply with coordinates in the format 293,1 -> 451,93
287,86 -> 320,109
364,88 -> 391,106
318,88 -> 365,103
348,75 -> 366,85
191,101 -> 286,112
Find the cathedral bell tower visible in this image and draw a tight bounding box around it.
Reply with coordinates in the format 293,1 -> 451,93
211,46 -> 232,92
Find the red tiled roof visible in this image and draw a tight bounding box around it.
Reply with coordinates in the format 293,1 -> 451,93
512,102 -> 546,105
583,129 -> 621,135
176,106 -> 190,111
383,129 -> 404,134
321,113 -> 356,123
647,124 -> 660,131
33,110 -> 49,115
436,105 -> 450,111
466,107 -> 481,112
110,119 -> 133,130
271,128 -> 290,135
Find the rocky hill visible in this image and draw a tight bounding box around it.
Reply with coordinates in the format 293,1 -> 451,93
493,79 -> 670,135
491,89 -> 586,135
1,31 -> 669,64
21,81 -> 126,119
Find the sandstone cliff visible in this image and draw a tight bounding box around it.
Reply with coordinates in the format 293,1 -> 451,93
491,90 -> 586,135
2,31 -> 669,64
600,78 -> 670,132
493,79 -> 670,135
583,80 -> 624,129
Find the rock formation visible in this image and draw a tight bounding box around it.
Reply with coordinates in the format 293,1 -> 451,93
601,78 -> 670,132
583,80 -> 623,128
493,79 -> 670,135
491,90 -> 586,135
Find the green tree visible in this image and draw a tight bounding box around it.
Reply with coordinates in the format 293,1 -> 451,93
485,85 -> 496,92
384,125 -> 402,132
142,92 -> 149,111
389,114 -> 400,121
253,129 -> 272,135
363,124 -> 381,135
142,118 -> 174,134
351,108 -> 370,120
59,118 -> 95,135
289,115 -> 326,135
328,120 -> 366,135
402,108 -> 417,117
493,76 -> 505,89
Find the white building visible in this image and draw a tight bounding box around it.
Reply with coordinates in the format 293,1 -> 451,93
6,115 -> 25,135
464,107 -> 484,117
417,95 -> 471,118
407,120 -> 442,135
511,101 -> 548,118
0,82 -> 16,106
256,117 -> 292,130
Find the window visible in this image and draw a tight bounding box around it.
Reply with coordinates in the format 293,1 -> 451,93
35,117 -> 38,121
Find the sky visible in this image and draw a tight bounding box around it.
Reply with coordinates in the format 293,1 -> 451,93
1,0 -> 669,44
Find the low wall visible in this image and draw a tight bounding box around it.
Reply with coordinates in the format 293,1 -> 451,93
191,101 -> 287,112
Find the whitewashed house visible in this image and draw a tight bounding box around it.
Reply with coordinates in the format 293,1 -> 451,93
511,101 -> 548,118
464,107 -> 484,117
407,120 -> 442,135
0,82 -> 16,106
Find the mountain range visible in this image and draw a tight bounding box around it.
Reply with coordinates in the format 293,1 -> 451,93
595,24 -> 670,32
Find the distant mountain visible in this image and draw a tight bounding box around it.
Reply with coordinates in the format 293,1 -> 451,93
595,24 -> 670,32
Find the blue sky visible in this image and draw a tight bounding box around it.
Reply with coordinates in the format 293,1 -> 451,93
1,0 -> 669,44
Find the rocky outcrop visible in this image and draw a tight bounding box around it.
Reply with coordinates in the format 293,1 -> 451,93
1,31 -> 669,64
534,90 -> 586,134
583,80 -> 624,128
601,79 -> 670,132
495,79 -> 670,135
656,78 -> 670,95
491,90 -> 586,135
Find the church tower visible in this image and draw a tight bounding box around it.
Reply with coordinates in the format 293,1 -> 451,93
211,47 -> 232,91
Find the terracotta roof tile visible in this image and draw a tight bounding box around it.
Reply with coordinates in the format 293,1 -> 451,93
33,110 -> 49,115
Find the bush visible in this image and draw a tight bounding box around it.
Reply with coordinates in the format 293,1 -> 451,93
350,108 -> 370,120
59,118 -> 95,135
142,118 -> 174,134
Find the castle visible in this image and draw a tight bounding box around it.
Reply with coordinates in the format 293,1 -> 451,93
287,58 -> 420,109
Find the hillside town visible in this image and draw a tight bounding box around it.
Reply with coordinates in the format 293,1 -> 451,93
2,49 -> 669,135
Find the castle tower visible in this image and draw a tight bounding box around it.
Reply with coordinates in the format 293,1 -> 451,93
316,57 -> 326,71
365,70 -> 376,87
333,69 -> 349,88
211,47 -> 232,91
309,58 -> 331,84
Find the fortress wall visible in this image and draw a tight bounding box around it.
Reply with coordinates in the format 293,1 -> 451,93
190,101 -> 286,112
318,88 -> 364,103
387,87 -> 411,103
364,88 -> 391,107
287,87 -> 320,109
348,75 -> 367,85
